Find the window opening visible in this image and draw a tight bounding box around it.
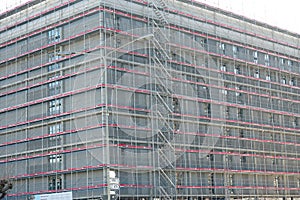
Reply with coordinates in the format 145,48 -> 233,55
254,69 -> 260,78
49,99 -> 63,115
264,54 -> 270,66
48,28 -> 62,43
48,175 -> 62,190
253,51 -> 258,64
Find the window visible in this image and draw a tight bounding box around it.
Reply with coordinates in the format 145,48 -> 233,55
48,76 -> 62,96
221,88 -> 228,95
116,38 -> 121,48
208,173 -> 215,194
292,117 -> 298,127
49,175 -> 62,190
115,16 -> 121,30
198,38 -> 207,47
235,86 -> 241,97
220,64 -> 226,72
225,107 -> 230,119
105,13 -> 122,29
224,128 -> 231,136
254,69 -> 260,78
239,130 -> 244,138
229,174 -> 234,186
48,50 -> 62,71
208,173 -> 214,185
280,58 -> 285,66
173,121 -> 180,132
289,78 -> 295,86
49,154 -> 62,170
48,28 -> 62,43
49,99 -> 63,115
49,153 -> 62,162
176,172 -> 183,186
253,51 -> 258,64
133,93 -> 147,109
48,51 -> 61,62
225,154 -> 232,162
287,60 -> 293,67
134,116 -> 147,127
206,153 -> 214,161
234,66 -> 240,74
172,98 -> 180,113
266,74 -> 271,81
222,84 -> 228,96
48,64 -> 61,72
219,43 -> 225,54
105,12 -> 114,28
270,134 -> 274,141
274,176 -> 279,187
281,77 -> 286,84
237,108 -> 243,119
49,123 -> 62,141
195,36 -> 206,45
232,46 -> 238,58
203,103 -> 210,116
264,54 -> 270,66
269,113 -> 274,124
49,124 -> 62,135
228,174 -> 234,194
240,155 -> 246,163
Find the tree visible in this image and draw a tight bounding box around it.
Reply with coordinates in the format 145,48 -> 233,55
0,179 -> 13,199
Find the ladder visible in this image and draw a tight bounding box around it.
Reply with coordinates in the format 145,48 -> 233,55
149,1 -> 177,199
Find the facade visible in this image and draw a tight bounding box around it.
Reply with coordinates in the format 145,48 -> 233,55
0,0 -> 300,199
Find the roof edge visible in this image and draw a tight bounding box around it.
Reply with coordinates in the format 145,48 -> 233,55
0,0 -> 46,20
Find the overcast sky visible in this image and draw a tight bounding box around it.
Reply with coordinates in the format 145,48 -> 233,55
0,0 -> 300,34
199,0 -> 300,34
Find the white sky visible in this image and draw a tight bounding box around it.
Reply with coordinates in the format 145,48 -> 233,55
198,0 -> 300,34
0,0 -> 300,34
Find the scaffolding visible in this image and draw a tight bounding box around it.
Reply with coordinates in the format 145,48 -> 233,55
0,0 -> 300,199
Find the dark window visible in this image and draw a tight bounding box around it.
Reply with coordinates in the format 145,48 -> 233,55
48,175 -> 62,190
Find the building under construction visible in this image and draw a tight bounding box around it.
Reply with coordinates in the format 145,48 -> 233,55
0,0 -> 300,199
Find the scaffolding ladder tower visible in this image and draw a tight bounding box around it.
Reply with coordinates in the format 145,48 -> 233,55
150,1 -> 177,199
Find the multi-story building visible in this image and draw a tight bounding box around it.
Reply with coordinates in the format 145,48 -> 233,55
0,0 -> 300,199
